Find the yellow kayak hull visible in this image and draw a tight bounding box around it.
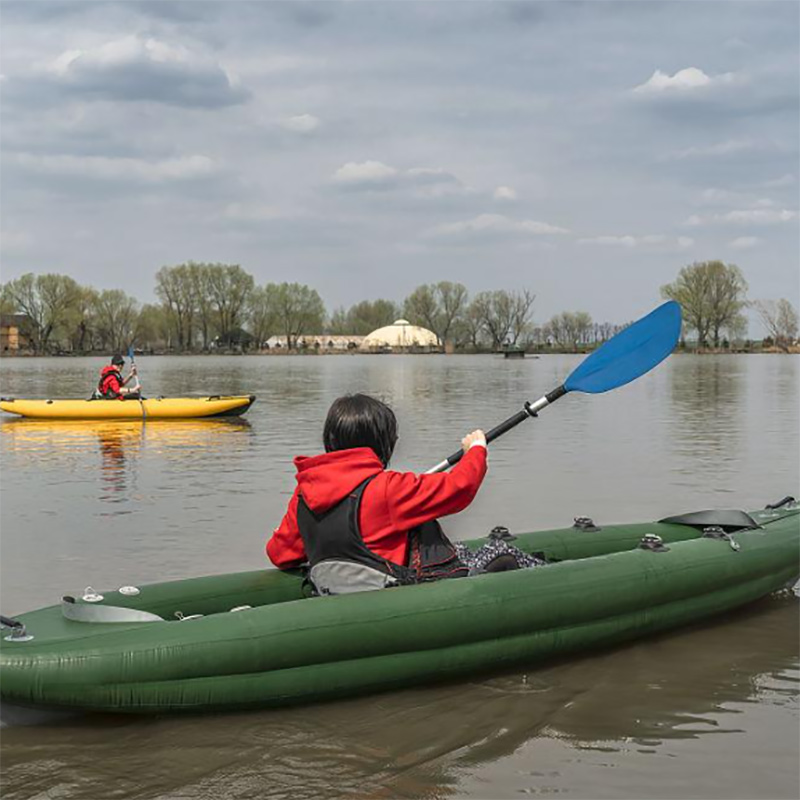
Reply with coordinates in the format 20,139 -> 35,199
0,395 -> 255,420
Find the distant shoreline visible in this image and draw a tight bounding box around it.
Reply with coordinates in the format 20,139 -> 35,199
2,347 -> 798,359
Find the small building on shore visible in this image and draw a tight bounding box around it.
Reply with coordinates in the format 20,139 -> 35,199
0,314 -> 32,355
264,334 -> 365,351
360,319 -> 440,353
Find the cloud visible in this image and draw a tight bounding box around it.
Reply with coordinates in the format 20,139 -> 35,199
633,67 -> 737,95
279,114 -> 320,133
663,139 -> 759,160
15,152 -> 218,183
429,213 -> 568,238
686,208 -> 797,226
41,34 -> 249,108
762,173 -> 795,188
696,188 -> 776,208
578,234 -> 693,249
331,162 -> 466,195
493,186 -> 517,201
332,160 -> 399,187
729,236 -> 760,250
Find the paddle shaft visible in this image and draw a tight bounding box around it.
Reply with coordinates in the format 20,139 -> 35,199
425,385 -> 567,474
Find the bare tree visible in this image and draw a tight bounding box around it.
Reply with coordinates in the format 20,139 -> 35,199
754,299 -> 799,351
471,289 -> 534,348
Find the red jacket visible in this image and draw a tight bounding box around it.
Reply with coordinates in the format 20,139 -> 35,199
267,445 -> 487,569
98,365 -> 123,398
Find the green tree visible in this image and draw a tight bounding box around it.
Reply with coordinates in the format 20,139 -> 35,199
155,264 -> 197,351
188,262 -> 216,351
92,289 -> 140,352
248,285 -> 276,349
0,273 -> 83,353
206,264 -> 254,345
403,281 -> 469,347
135,304 -> 169,352
661,261 -> 748,348
546,311 -> 593,350
329,299 -> 400,335
265,282 -> 326,349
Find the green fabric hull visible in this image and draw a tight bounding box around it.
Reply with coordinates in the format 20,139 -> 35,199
1,505 -> 798,715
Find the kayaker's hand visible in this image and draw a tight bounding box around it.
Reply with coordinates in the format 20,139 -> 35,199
462,430 -> 487,452
131,365 -> 137,376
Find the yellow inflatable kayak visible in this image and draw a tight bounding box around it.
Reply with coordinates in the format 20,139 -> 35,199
0,395 -> 255,420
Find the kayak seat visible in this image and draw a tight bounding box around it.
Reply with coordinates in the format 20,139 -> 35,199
658,509 -> 760,533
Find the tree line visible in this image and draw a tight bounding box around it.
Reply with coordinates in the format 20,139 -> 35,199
1,260 -> 796,354
660,260 -> 798,351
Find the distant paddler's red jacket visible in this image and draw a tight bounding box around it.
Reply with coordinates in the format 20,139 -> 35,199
97,365 -> 124,398
267,445 -> 487,569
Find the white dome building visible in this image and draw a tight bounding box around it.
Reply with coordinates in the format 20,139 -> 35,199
360,319 -> 440,352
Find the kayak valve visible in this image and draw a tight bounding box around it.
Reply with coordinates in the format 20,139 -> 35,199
639,534 -> 669,553
1,615 -> 34,643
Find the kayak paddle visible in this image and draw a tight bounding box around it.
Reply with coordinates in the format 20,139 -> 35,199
425,300 -> 682,473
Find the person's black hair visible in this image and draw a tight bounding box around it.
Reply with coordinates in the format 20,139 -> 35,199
111,354 -> 125,366
323,394 -> 398,466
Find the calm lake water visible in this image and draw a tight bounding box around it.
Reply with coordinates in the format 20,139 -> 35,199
0,353 -> 798,800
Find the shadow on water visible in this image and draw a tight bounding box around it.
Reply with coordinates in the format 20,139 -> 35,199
0,595 -> 796,800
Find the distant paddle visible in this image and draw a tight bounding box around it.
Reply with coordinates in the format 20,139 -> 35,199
426,300 -> 682,473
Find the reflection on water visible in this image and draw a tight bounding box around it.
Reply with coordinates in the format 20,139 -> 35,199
668,355 -> 744,464
0,597 -> 796,800
1,419 -> 252,509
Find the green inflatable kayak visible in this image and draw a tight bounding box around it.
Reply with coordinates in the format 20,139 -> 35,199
1,498 -> 798,717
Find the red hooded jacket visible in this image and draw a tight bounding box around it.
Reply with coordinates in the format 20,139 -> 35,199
267,445 -> 487,569
98,365 -> 124,398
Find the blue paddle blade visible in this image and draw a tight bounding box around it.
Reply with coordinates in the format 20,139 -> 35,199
564,300 -> 682,394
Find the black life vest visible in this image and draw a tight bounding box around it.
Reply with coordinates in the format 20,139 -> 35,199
297,477 -> 467,596
97,365 -> 123,398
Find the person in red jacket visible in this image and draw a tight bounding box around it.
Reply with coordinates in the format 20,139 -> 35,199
267,393 -> 490,594
96,354 -> 138,399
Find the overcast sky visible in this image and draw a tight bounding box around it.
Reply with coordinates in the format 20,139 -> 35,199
1,1 -> 797,330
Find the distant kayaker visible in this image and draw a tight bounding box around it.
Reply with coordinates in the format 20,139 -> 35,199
267,393 -> 541,595
96,354 -> 139,399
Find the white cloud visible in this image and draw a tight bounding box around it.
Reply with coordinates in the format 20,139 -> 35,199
331,162 -> 468,195
16,153 -> 217,183
729,236 -> 760,250
430,213 -> 568,237
686,208 -> 797,226
493,186 -> 517,201
578,234 -> 692,249
42,34 -> 247,108
633,67 -> 736,94
279,114 -> 320,133
332,160 -> 399,185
